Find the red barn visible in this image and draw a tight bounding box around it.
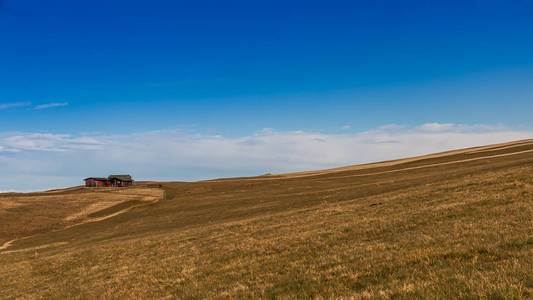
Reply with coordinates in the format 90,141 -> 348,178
84,177 -> 110,187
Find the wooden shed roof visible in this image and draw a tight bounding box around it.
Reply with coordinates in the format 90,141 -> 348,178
108,175 -> 133,181
84,177 -> 108,181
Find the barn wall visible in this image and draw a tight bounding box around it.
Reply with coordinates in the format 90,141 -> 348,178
85,178 -> 132,187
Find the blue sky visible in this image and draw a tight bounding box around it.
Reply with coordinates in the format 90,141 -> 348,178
1,1 -> 533,191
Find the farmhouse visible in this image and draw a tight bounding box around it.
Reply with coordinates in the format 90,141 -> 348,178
84,175 -> 133,187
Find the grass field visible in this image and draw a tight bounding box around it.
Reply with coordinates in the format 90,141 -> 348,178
1,140 -> 533,299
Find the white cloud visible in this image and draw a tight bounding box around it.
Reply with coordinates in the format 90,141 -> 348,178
342,125 -> 351,130
1,123 -> 532,192
34,102 -> 69,110
0,102 -> 31,110
376,124 -> 405,131
1,133 -> 104,152
415,122 -> 510,133
416,123 -> 455,132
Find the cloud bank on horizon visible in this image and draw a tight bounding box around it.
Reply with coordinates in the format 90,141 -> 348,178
1,122 -> 532,192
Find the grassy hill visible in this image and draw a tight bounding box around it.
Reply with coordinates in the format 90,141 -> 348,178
1,140 -> 533,299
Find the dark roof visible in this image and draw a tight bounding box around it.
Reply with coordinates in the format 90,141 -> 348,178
84,177 -> 108,181
108,174 -> 133,181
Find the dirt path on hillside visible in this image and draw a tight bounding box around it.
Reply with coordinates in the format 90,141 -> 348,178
0,188 -> 165,253
0,240 -> 15,251
65,195 -> 162,229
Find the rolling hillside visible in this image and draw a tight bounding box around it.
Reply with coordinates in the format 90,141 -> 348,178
1,140 -> 533,299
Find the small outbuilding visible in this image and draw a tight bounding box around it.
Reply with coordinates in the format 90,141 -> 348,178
108,175 -> 133,187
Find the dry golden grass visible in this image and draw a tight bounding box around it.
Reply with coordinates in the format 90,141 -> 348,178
1,140 -> 533,299
0,187 -> 163,246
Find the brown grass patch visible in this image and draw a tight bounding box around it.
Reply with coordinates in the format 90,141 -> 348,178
0,186 -> 164,246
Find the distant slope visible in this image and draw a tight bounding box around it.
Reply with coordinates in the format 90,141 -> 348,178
209,138 -> 533,181
1,140 -> 533,299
